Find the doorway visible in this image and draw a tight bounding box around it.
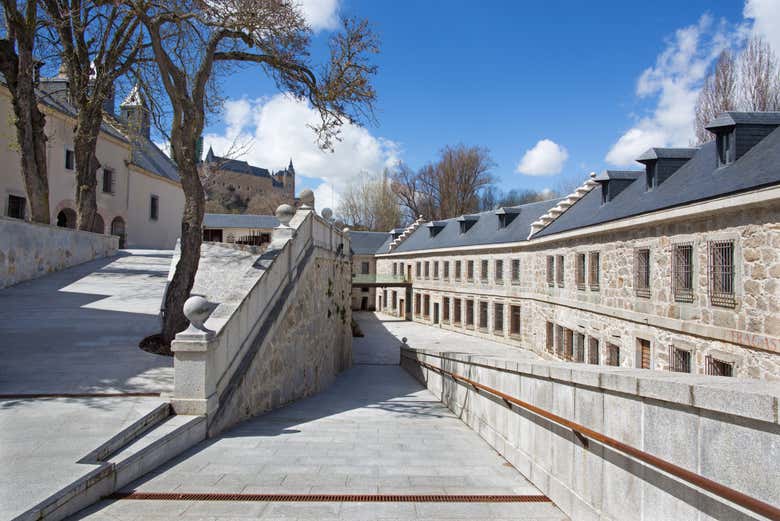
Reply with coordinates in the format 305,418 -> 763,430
361,297 -> 368,311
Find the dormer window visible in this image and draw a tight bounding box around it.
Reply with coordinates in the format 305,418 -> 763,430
457,215 -> 478,234
427,221 -> 445,237
646,163 -> 656,190
601,184 -> 608,205
496,208 -> 520,228
717,131 -> 733,166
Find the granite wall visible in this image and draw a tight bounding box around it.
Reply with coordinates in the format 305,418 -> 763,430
0,216 -> 118,288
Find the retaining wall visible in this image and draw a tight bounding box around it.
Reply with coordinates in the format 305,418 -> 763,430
0,216 -> 118,289
402,346 -> 780,521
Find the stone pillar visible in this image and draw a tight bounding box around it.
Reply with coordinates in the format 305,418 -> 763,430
171,295 -> 220,415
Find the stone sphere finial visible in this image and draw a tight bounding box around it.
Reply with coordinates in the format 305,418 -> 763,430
342,226 -> 350,234
321,207 -> 333,221
275,203 -> 295,227
299,188 -> 315,209
183,294 -> 217,335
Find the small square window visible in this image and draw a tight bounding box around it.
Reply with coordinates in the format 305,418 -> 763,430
588,337 -> 600,365
545,322 -> 554,353
480,260 -> 489,281
607,343 -> 620,367
361,262 -> 370,275
150,195 -> 159,220
556,255 -> 564,287
669,346 -> 691,373
510,305 -> 521,337
546,256 -> 555,286
635,249 -> 651,297
495,260 -> 503,283
588,252 -> 600,290
705,356 -> 733,377
708,240 -> 735,308
672,243 -> 694,302
65,149 -> 75,170
7,194 -> 26,219
575,253 -> 586,290
102,169 -> 115,194
493,303 -> 504,334
511,259 -> 520,284
455,260 -> 462,280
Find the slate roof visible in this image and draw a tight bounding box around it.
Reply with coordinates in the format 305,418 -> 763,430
385,198 -> 562,254
203,213 -> 279,229
350,231 -> 392,255
204,148 -> 283,188
535,127 -> 780,238
636,148 -> 697,161
705,111 -> 780,129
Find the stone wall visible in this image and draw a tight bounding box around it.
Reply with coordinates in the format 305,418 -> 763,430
376,200 -> 780,379
403,346 -> 780,521
0,216 -> 118,288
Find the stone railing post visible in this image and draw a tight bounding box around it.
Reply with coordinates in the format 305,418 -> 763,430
171,295 -> 220,415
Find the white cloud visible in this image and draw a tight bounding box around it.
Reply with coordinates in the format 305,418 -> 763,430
296,0 -> 339,32
515,139 -> 568,176
606,15 -> 734,166
744,0 -> 780,55
203,93 -> 399,210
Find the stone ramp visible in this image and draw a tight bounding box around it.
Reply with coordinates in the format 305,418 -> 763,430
70,365 -> 567,520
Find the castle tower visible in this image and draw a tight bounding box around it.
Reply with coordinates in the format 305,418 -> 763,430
285,158 -> 295,195
119,83 -> 150,139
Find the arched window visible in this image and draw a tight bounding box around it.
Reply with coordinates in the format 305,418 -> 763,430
56,208 -> 77,229
92,214 -> 105,234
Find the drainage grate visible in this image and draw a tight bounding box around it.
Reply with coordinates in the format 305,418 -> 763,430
108,492 -> 551,503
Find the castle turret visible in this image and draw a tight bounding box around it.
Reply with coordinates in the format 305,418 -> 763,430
119,83 -> 150,139
285,158 -> 295,194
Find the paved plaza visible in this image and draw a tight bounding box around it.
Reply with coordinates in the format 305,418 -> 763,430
72,313 -> 566,520
0,251 -> 174,520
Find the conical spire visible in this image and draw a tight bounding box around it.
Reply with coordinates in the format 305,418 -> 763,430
120,83 -> 144,107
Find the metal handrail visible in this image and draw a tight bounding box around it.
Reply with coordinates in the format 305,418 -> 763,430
406,355 -> 780,521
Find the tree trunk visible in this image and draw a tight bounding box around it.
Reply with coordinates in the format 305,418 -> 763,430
0,39 -> 50,224
74,108 -> 103,231
161,128 -> 205,348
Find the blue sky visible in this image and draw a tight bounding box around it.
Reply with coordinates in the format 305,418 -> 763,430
201,0 -> 777,207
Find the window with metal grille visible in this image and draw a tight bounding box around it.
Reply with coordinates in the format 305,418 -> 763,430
546,256 -> 555,286
467,260 -> 474,281
637,338 -> 651,369
479,301 -> 488,329
708,240 -> 735,307
510,305 -> 521,337
495,260 -> 503,283
589,252 -> 600,290
574,333 -> 585,362
361,262 -> 370,275
669,346 -> 691,373
443,261 -> 449,279
424,261 -> 430,278
433,261 -> 439,279
606,343 -> 620,366
555,325 -> 564,356
546,322 -> 554,352
672,243 -> 694,302
588,337 -> 599,364
635,248 -> 651,297
705,355 -> 733,377
575,253 -> 586,290
455,260 -> 462,280
466,300 -> 474,326
442,297 -> 450,322
511,259 -> 521,284
102,168 -> 114,194
150,195 -> 159,220
453,298 -> 462,324
7,194 -> 26,219
556,255 -> 564,287
481,260 -> 489,281
494,303 -> 504,334
423,294 -> 430,317
564,329 -> 574,360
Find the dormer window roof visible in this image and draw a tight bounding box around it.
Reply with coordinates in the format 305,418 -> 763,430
426,221 -> 446,237
456,214 -> 479,234
636,148 -> 696,190
595,170 -> 642,205
706,112 -> 780,166
495,207 -> 521,228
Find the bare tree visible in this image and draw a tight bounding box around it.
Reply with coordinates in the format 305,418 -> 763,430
130,0 -> 378,349
337,169 -> 402,231
739,36 -> 780,112
392,144 -> 494,221
479,187 -> 555,211
41,0 -> 147,232
0,1 -> 50,223
694,50 -> 737,144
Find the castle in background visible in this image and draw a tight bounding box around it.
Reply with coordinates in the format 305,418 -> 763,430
199,147 -> 296,215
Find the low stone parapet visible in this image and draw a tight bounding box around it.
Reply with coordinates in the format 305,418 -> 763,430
402,345 -> 780,521
0,216 -> 118,289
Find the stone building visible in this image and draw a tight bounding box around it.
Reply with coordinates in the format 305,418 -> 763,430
368,112 -> 780,380
0,76 -> 185,249
199,147 -> 295,213
202,213 -> 279,246
349,231 -> 396,311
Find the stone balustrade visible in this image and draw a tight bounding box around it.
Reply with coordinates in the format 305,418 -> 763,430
402,345 -> 780,521
170,203 -> 352,435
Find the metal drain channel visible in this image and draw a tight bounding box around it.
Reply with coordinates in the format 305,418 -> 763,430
108,492 -> 551,503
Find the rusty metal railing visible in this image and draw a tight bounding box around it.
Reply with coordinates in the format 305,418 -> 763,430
405,355 -> 780,521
